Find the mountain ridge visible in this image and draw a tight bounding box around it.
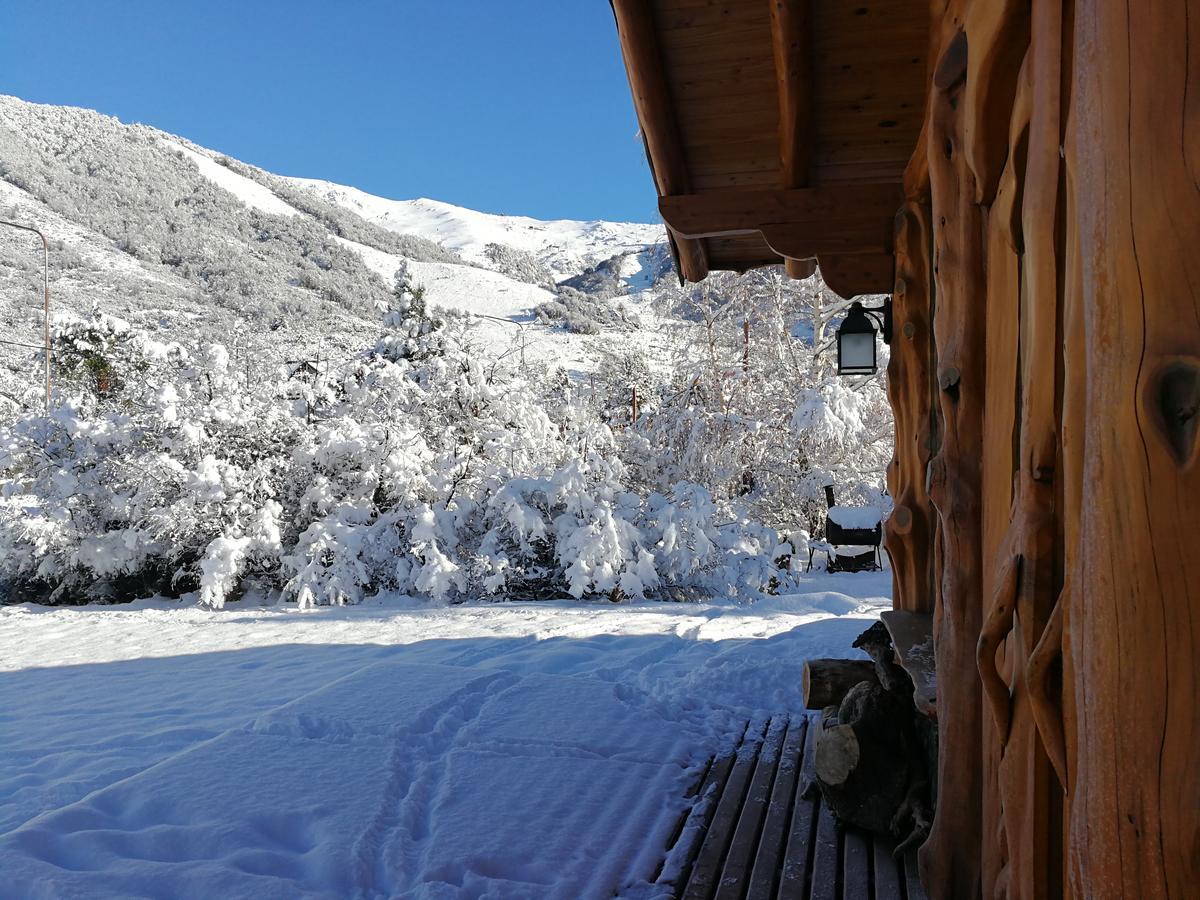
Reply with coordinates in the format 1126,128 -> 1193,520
0,94 -> 674,412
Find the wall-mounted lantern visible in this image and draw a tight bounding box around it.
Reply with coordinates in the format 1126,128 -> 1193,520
836,300 -> 892,376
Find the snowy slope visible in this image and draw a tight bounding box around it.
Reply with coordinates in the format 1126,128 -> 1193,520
287,179 -> 666,279
0,573 -> 889,899
0,94 -> 673,412
326,231 -> 657,373
164,139 -> 298,218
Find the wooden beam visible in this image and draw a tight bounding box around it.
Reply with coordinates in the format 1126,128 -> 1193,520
761,224 -> 892,259
611,0 -> 708,282
660,184 -> 903,240
769,0 -> 810,188
817,253 -> 896,299
770,0 -> 816,279
786,258 -> 817,279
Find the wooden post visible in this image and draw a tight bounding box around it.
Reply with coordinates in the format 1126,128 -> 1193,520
918,26 -> 987,900
1065,0 -> 1200,894
884,200 -> 937,614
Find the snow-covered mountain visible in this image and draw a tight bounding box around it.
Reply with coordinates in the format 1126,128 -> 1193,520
0,95 -> 672,411
287,180 -> 666,281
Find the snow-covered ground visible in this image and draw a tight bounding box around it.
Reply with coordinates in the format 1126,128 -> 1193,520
0,572 -> 888,899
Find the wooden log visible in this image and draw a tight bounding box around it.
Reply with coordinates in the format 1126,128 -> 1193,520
769,0 -> 817,289
610,0 -> 707,282
812,685 -> 917,838
1065,0 -> 1200,894
962,0 -> 1030,204
814,718 -> 861,786
784,257 -> 816,280
976,49 -> 1027,898
984,5 -> 1066,895
768,0 -> 809,189
884,201 -> 937,613
918,16 -> 987,898
802,659 -> 879,710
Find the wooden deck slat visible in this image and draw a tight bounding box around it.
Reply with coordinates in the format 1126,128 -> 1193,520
667,724 -> 751,893
903,850 -> 928,900
873,834 -> 903,900
744,718 -> 808,900
842,828 -> 873,900
778,715 -> 820,899
669,712 -> 928,900
810,799 -> 841,900
682,718 -> 770,899
713,716 -> 790,899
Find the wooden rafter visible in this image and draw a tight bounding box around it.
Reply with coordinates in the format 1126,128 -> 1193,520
770,0 -> 809,187
610,0 -> 708,282
769,0 -> 814,279
659,183 -> 901,261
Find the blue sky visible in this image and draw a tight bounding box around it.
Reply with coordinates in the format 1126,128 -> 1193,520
0,1 -> 660,223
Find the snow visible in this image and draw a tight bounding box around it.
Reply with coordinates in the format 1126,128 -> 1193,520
326,233 -> 619,373
826,504 -> 883,529
0,572 -> 889,899
163,140 -> 299,219
405,259 -> 555,320
287,181 -> 665,279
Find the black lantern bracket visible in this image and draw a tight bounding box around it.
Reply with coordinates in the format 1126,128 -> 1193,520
855,298 -> 893,345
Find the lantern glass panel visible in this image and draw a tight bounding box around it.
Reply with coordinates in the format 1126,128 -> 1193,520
838,331 -> 876,374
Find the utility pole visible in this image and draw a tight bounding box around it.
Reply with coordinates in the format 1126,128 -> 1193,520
0,220 -> 51,413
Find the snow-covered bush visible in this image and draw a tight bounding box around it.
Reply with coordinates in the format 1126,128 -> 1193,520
482,242 -> 556,289
536,286 -> 638,334
0,297 -> 790,607
626,267 -> 893,536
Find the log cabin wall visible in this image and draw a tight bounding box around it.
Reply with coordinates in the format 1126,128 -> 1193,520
915,0 -> 1200,896
611,1 -> 1200,895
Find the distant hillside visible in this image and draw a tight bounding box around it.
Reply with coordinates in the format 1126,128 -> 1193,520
284,181 -> 666,280
0,95 -> 673,414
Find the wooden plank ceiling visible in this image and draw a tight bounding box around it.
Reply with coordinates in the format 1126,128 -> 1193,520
611,0 -> 929,297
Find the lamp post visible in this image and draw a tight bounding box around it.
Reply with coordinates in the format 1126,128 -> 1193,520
0,220 -> 51,412
835,299 -> 892,376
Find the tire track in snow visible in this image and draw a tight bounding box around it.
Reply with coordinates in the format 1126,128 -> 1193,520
349,670 -> 515,899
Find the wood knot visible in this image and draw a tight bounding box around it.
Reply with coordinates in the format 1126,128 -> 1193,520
933,29 -> 968,92
903,321 -> 917,339
894,277 -> 907,296
1148,361 -> 1200,468
940,367 -> 960,400
891,505 -> 912,532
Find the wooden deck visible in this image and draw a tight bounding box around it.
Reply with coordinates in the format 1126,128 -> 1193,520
652,714 -> 927,900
